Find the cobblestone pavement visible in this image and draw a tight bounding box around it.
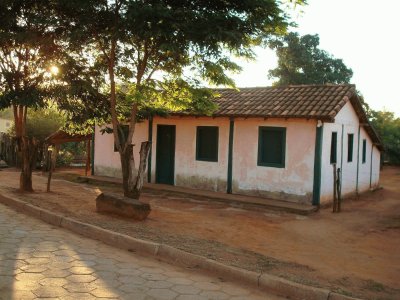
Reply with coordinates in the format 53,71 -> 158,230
0,204 -> 282,300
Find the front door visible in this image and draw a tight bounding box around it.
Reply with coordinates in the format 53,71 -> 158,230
156,125 -> 176,185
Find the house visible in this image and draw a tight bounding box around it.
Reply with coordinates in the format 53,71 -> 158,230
0,117 -> 12,133
93,84 -> 382,206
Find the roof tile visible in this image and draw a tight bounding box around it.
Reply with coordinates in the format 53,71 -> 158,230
212,84 -> 356,120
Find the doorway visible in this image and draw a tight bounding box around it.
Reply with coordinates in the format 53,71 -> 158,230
156,125 -> 176,185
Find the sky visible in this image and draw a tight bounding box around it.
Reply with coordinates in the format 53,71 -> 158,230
230,0 -> 400,117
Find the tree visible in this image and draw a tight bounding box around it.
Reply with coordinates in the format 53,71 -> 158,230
10,107 -> 66,170
369,110 -> 400,164
269,32 -> 353,86
56,0 -> 303,199
0,0 -> 61,191
24,108 -> 65,142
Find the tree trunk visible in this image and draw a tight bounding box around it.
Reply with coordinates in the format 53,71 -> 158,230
120,144 -> 135,198
19,136 -> 38,192
132,142 -> 151,199
120,142 -> 151,199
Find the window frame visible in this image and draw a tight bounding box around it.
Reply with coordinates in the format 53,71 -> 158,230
347,133 -> 354,162
362,139 -> 367,164
257,126 -> 286,168
330,132 -> 338,164
196,126 -> 219,162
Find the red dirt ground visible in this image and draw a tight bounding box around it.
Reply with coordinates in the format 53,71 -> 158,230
0,166 -> 399,299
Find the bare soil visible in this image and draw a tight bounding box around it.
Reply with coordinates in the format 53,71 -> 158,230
0,166 -> 399,299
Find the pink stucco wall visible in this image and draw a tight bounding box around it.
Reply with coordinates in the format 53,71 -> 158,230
93,104 -> 381,205
94,116 -> 317,202
232,118 -> 316,202
150,116 -> 230,192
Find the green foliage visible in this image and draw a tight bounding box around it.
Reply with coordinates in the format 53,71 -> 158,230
56,149 -> 74,167
0,0 -> 61,110
369,110 -> 400,164
53,51 -> 110,134
0,1 -> 107,136
57,142 -> 87,167
122,79 -> 219,118
23,108 -> 65,142
55,0 -> 304,124
61,142 -> 86,156
269,32 -> 353,86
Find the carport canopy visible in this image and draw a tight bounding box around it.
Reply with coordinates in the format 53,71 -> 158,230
45,130 -> 93,183
46,130 -> 91,145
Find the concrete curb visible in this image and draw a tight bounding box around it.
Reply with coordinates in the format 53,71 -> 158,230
0,193 -> 362,300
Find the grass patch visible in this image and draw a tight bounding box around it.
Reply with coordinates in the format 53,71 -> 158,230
380,216 -> 400,229
333,288 -> 353,297
52,172 -> 82,183
363,279 -> 386,292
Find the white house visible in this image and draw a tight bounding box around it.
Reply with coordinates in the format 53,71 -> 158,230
92,84 -> 382,206
0,117 -> 12,133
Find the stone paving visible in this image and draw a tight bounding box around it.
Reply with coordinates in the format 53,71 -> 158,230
0,203 -> 282,300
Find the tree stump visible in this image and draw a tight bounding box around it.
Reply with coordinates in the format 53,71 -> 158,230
95,192 -> 151,221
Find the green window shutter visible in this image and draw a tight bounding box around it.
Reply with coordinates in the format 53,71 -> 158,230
362,139 -> 367,163
196,126 -> 219,162
348,133 -> 354,162
257,127 -> 286,168
330,132 -> 337,164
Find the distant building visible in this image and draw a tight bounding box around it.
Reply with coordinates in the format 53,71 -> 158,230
0,117 -> 12,134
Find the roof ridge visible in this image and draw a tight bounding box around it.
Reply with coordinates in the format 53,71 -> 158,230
213,84 -> 355,91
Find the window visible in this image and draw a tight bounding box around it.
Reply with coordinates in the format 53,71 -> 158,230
258,127 -> 286,168
330,132 -> 337,164
114,125 -> 129,152
196,126 -> 218,162
362,139 -> 367,163
347,133 -> 354,162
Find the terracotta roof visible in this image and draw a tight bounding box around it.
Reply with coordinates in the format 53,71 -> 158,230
175,84 -> 383,150
211,84 -> 356,120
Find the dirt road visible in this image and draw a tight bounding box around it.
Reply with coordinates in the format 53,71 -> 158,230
0,166 -> 399,299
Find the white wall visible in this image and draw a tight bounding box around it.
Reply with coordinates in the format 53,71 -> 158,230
94,121 -> 148,178
320,102 -> 381,203
0,118 -> 12,133
358,127 -> 377,192
371,145 -> 381,188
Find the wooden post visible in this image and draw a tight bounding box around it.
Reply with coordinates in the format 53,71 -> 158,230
51,144 -> 59,172
47,145 -> 58,192
337,168 -> 342,212
42,144 -> 48,174
85,140 -> 91,176
333,163 -> 337,213
47,149 -> 53,192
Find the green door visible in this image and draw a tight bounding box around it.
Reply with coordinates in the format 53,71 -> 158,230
156,125 -> 176,185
